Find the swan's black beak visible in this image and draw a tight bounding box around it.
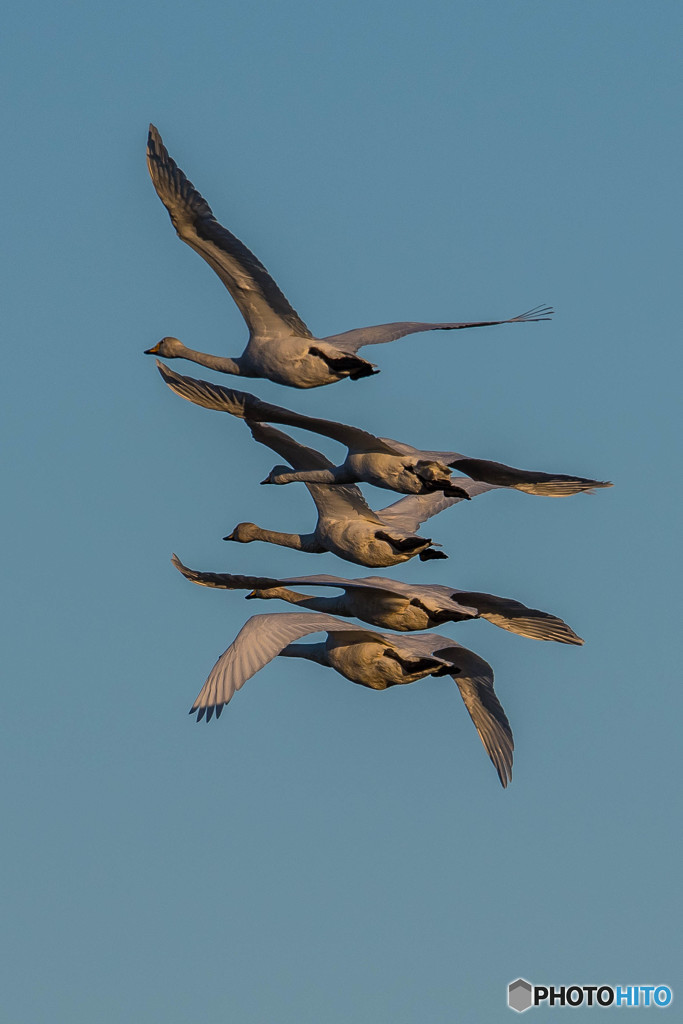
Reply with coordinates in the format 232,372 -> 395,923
144,342 -> 162,355
259,477 -> 272,485
223,532 -> 235,541
245,590 -> 257,599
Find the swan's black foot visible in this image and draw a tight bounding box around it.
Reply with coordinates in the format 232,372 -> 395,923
443,484 -> 471,499
349,364 -> 379,380
419,549 -> 448,561
310,347 -> 377,380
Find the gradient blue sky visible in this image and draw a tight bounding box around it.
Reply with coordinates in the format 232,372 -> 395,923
2,2 -> 681,1021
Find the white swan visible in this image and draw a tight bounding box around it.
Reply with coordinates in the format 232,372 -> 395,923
189,611 -> 513,787
145,125 -> 552,389
223,421 -> 496,567
157,360 -> 612,497
171,556 -> 583,644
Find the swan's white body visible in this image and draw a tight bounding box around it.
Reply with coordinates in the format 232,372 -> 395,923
172,557 -> 584,643
190,611 -> 513,787
157,361 -> 612,497
145,125 -> 552,389
224,422 -> 497,567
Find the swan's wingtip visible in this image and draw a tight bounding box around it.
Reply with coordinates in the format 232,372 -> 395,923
583,481 -> 613,494
171,553 -> 187,572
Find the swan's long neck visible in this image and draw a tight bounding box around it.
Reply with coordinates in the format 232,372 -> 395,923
248,528 -> 322,552
280,641 -> 329,666
178,345 -> 248,377
269,468 -> 343,485
256,587 -> 343,613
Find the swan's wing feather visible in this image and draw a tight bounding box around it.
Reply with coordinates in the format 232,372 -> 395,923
376,481 -> 498,532
455,592 -> 584,644
438,456 -> 613,495
247,421 -> 333,472
172,554 -> 284,592
147,125 -> 312,340
392,635 -> 513,788
263,418 -> 395,455
156,362 -> 394,453
322,307 -> 553,354
191,612 -> 372,719
248,422 -> 381,522
377,438 -> 466,462
157,361 -> 266,418
453,671 -> 514,788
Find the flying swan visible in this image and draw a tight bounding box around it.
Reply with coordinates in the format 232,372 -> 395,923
157,360 -> 612,497
222,421 -> 497,566
171,556 -> 583,643
145,125 -> 552,389
189,611 -> 514,787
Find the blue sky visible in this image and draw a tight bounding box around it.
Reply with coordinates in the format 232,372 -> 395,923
2,1 -> 680,1020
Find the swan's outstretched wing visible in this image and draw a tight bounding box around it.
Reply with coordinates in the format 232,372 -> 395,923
381,438 -> 611,496
147,125 -> 312,341
397,583 -> 583,644
248,422 -> 382,523
390,634 -> 513,787
452,591 -> 584,644
156,361 -> 396,455
376,480 -> 498,532
322,306 -> 553,354
172,554 -> 285,592
452,665 -> 513,788
191,612 -> 373,721
436,457 -> 612,496
173,559 -> 376,595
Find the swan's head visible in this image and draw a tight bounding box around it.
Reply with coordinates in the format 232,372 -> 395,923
223,522 -> 259,543
260,464 -> 291,485
144,336 -> 186,358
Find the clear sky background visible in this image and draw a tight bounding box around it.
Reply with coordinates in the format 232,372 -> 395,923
2,2 -> 680,1021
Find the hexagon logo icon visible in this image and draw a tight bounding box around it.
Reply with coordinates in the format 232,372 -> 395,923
508,978 -> 533,1012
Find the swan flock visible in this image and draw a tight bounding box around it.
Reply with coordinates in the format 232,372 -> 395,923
147,124 -> 610,787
